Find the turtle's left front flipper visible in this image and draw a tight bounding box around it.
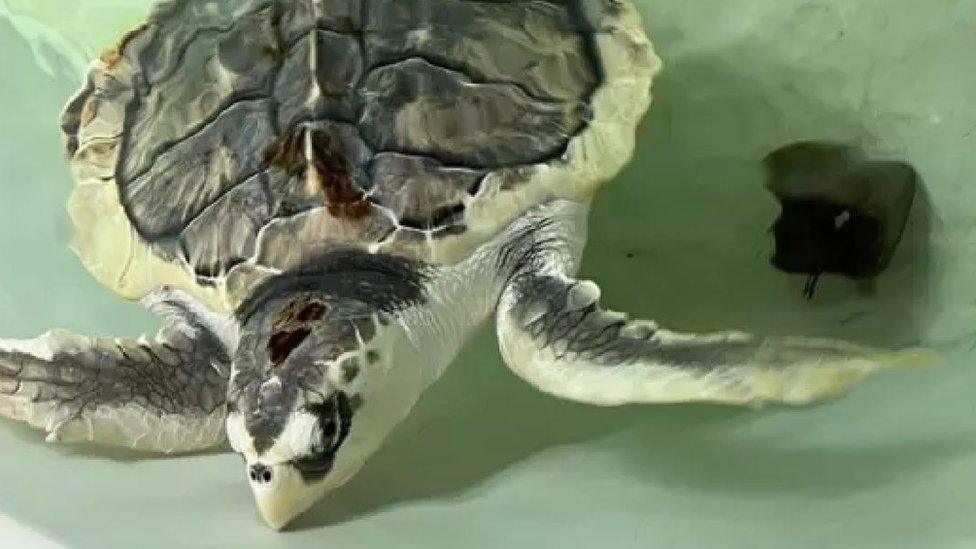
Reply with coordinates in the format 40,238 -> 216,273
496,270 -> 934,408
0,288 -> 235,453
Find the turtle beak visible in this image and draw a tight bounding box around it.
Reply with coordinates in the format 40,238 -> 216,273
248,462 -> 325,530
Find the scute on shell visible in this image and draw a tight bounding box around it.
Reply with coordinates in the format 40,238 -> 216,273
62,0 -> 661,311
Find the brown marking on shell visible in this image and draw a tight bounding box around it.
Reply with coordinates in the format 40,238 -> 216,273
264,130 -> 306,177
309,130 -> 373,219
264,127 -> 373,219
268,297 -> 330,365
100,23 -> 149,70
274,297 -> 329,328
296,301 -> 328,322
268,328 -> 310,365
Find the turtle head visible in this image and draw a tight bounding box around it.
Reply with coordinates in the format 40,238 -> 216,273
223,252 -> 431,529
224,292 -> 386,530
226,384 -> 359,530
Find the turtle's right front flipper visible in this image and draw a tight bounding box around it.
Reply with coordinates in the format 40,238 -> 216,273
0,288 -> 233,453
497,272 -> 934,407
492,202 -> 935,408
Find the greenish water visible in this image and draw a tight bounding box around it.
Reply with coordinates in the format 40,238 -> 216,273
1,1 -> 975,547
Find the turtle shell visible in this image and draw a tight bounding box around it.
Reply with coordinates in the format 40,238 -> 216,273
61,0 -> 660,311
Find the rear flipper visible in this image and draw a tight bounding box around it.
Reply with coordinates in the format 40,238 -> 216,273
496,269 -> 933,407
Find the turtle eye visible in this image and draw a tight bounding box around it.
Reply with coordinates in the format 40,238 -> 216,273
294,392 -> 354,481
321,416 -> 338,440
291,452 -> 335,481
305,397 -> 341,451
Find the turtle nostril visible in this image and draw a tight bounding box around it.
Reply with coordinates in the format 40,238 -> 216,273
250,463 -> 273,484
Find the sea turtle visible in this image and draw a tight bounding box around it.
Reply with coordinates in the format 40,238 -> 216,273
0,0 -> 929,531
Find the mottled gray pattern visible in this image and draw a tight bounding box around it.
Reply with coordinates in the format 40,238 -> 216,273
63,0 -> 603,277
230,249 -> 427,452
274,30 -> 363,128
495,211 -> 780,369
366,0 -> 598,101
506,266 -> 868,371
231,294 -> 372,453
0,295 -> 230,431
361,58 -> 585,167
369,153 -> 484,228
180,172 -> 273,277
508,274 -> 642,365
237,248 -> 429,322
124,99 -> 276,238
507,271 -> 780,367
279,0 -> 363,40
120,3 -> 279,183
